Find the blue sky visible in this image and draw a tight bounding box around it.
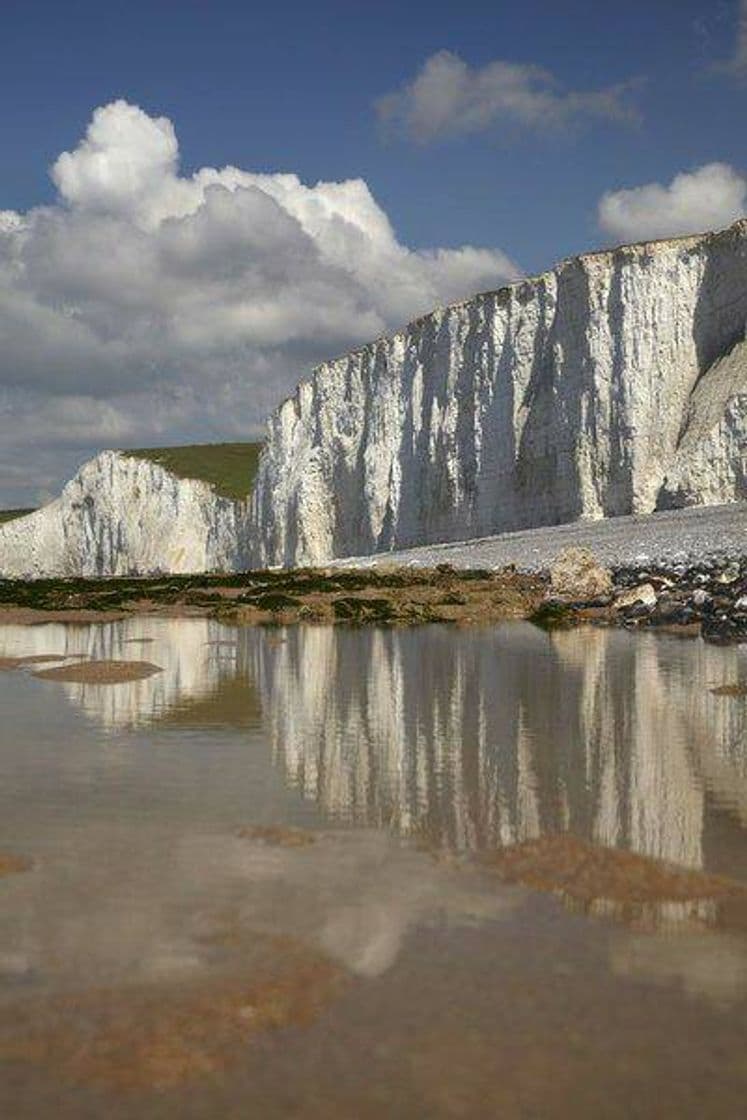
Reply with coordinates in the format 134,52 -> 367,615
2,0 -> 744,269
1,0 -> 746,503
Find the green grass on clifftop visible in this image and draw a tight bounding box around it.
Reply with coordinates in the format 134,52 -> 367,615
0,509 -> 35,525
122,442 -> 263,500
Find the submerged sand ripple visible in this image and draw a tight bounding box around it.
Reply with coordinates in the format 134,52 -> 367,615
32,659 -> 163,684
481,834 -> 746,905
237,824 -> 318,848
0,939 -> 346,1091
0,852 -> 31,877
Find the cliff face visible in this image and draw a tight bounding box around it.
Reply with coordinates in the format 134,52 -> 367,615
251,221 -> 747,567
0,451 -> 251,578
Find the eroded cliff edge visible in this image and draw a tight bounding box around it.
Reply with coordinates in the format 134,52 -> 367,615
251,221 -> 747,567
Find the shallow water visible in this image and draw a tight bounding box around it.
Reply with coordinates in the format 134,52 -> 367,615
0,618 -> 746,1117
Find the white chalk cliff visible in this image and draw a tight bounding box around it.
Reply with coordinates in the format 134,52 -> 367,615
251,221 -> 747,567
3,222 -> 747,577
0,451 -> 251,578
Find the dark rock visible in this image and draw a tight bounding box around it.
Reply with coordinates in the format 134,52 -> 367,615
529,599 -> 577,630
702,615 -> 747,645
248,592 -> 302,612
622,602 -> 654,621
332,597 -> 397,624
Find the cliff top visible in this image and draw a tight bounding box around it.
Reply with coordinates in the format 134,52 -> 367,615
295,218 -> 747,391
122,442 -> 262,500
0,509 -> 35,525
445,217 -> 747,324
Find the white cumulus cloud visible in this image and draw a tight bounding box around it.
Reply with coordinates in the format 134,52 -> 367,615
0,99 -> 519,504
598,162 -> 747,242
376,50 -> 640,143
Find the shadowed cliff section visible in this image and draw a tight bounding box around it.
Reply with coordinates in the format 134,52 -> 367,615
657,337 -> 747,509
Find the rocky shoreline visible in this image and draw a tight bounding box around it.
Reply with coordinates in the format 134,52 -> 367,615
610,555 -> 747,644
531,546 -> 747,645
0,549 -> 744,644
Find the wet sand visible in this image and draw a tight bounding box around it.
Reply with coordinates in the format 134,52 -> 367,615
0,852 -> 31,876
1,556 -> 745,646
711,682 -> 747,697
481,834 -> 747,904
0,566 -> 546,627
237,825 -> 318,848
0,938 -> 346,1091
32,660 -> 163,683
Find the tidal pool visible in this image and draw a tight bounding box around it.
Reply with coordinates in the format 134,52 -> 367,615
0,617 -> 746,1117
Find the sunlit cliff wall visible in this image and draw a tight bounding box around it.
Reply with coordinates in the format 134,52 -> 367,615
251,221 -> 747,566
0,451 -> 251,578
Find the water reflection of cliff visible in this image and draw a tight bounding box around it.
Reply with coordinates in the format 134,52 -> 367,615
2,617 -> 746,875
251,625 -> 747,871
0,618 -> 259,729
